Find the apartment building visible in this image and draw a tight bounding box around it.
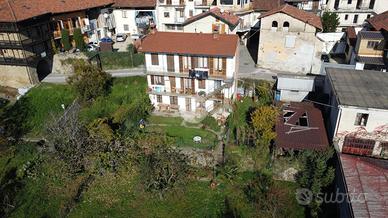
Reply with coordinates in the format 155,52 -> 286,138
138,32 -> 239,117
324,68 -> 388,159
0,0 -> 115,88
324,0 -> 388,31
257,4 -> 323,74
284,0 -> 324,13
112,0 -> 156,36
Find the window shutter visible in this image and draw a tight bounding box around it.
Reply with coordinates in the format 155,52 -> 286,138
181,77 -> 184,90
222,57 -> 226,75
191,79 -> 195,93
179,55 -> 183,72
191,56 -> 197,68
209,57 -> 213,75
151,75 -> 154,85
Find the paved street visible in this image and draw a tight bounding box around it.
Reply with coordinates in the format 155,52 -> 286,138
237,45 -> 277,81
42,67 -> 145,83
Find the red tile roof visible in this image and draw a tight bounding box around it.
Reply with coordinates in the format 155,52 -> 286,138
0,0 -> 114,22
138,31 -> 239,57
113,0 -> 156,8
346,26 -> 357,47
258,4 -> 322,30
367,10 -> 388,31
183,7 -> 240,28
275,102 -> 329,150
340,154 -> 388,217
252,0 -> 285,11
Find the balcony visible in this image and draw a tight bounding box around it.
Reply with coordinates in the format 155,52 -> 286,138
189,68 -> 209,79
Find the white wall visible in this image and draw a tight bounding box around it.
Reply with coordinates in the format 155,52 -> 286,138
258,13 -> 322,74
277,76 -> 314,102
183,16 -> 236,34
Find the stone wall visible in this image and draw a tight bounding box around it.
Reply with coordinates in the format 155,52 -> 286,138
0,65 -> 38,88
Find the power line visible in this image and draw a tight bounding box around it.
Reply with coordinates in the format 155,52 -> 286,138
303,99 -> 339,109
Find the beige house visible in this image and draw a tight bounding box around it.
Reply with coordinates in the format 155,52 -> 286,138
257,5 -> 323,75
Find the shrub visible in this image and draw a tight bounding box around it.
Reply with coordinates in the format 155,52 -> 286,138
67,60 -> 112,102
73,28 -> 85,51
60,29 -> 71,51
201,115 -> 220,132
322,11 -> 340,33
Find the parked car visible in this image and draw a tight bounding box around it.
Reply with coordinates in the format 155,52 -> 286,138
100,37 -> 113,43
116,33 -> 127,42
86,44 -> 99,52
131,33 -> 144,40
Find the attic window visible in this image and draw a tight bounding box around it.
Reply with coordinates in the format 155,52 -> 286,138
298,112 -> 309,127
283,110 -> 295,123
272,21 -> 278,28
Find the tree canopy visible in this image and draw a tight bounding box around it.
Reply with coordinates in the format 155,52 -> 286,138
322,11 -> 340,33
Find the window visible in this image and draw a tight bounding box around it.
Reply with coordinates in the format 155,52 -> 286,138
123,24 -> 129,31
367,41 -> 379,49
176,25 -> 183,30
347,0 -> 352,4
214,57 -> 223,72
198,80 -> 206,89
151,53 -> 159,65
283,22 -> 289,31
285,35 -> 296,48
189,10 -> 193,17
197,57 -> 208,68
367,14 -> 371,19
354,113 -> 369,126
220,0 -> 233,5
345,14 -> 349,20
122,11 -> 127,18
369,0 -> 375,9
353,14 -> 358,23
380,142 -> 388,158
164,12 -> 170,18
272,21 -> 278,28
154,76 -> 165,85
157,95 -> 162,103
166,24 -> 175,30
170,96 -> 178,105
178,9 -> 184,17
166,0 -> 172,4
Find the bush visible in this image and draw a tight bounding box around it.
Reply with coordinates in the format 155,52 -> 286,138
322,11 -> 340,33
73,28 -> 85,51
201,115 -> 220,132
60,29 -> 71,51
67,60 -> 112,102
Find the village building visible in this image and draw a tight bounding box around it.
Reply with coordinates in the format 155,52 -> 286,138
345,10 -> 388,71
324,68 -> 388,159
323,0 -> 388,31
138,31 -> 239,118
0,0 -> 116,88
284,0 -> 324,13
112,0 -> 156,36
276,102 -> 329,152
257,4 -> 323,75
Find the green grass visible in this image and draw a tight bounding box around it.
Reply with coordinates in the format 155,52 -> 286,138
3,83 -> 75,137
148,116 -> 218,149
80,76 -> 147,123
84,52 -> 144,70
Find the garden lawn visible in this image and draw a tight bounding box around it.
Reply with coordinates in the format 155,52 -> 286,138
148,116 -> 218,149
80,76 -> 147,123
4,83 -> 75,137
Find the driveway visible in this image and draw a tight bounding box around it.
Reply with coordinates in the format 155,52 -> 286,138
238,45 -> 277,81
113,37 -> 132,52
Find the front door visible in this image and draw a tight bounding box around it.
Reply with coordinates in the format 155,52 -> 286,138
167,54 -> 175,72
186,98 -> 191,111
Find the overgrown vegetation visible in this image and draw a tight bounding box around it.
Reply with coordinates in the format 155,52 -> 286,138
84,51 -> 145,70
60,29 -> 71,51
73,28 -> 85,51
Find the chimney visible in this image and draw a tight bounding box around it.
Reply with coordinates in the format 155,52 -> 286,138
213,32 -> 219,39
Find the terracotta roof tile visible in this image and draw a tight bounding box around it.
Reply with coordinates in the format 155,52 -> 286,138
346,26 -> 357,47
252,0 -> 285,11
138,31 -> 239,57
0,0 -> 114,22
276,102 -> 329,150
183,7 -> 240,28
258,4 -> 322,30
113,0 -> 156,8
367,10 -> 388,31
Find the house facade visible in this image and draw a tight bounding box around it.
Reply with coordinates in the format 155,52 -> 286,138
112,0 -> 156,36
257,5 -> 323,75
323,0 -> 388,31
324,68 -> 388,159
138,32 -> 239,117
0,0 -> 116,88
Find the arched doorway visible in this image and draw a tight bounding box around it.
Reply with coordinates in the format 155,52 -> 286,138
36,59 -> 51,81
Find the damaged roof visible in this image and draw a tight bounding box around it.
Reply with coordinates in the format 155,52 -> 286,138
276,102 -> 329,150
